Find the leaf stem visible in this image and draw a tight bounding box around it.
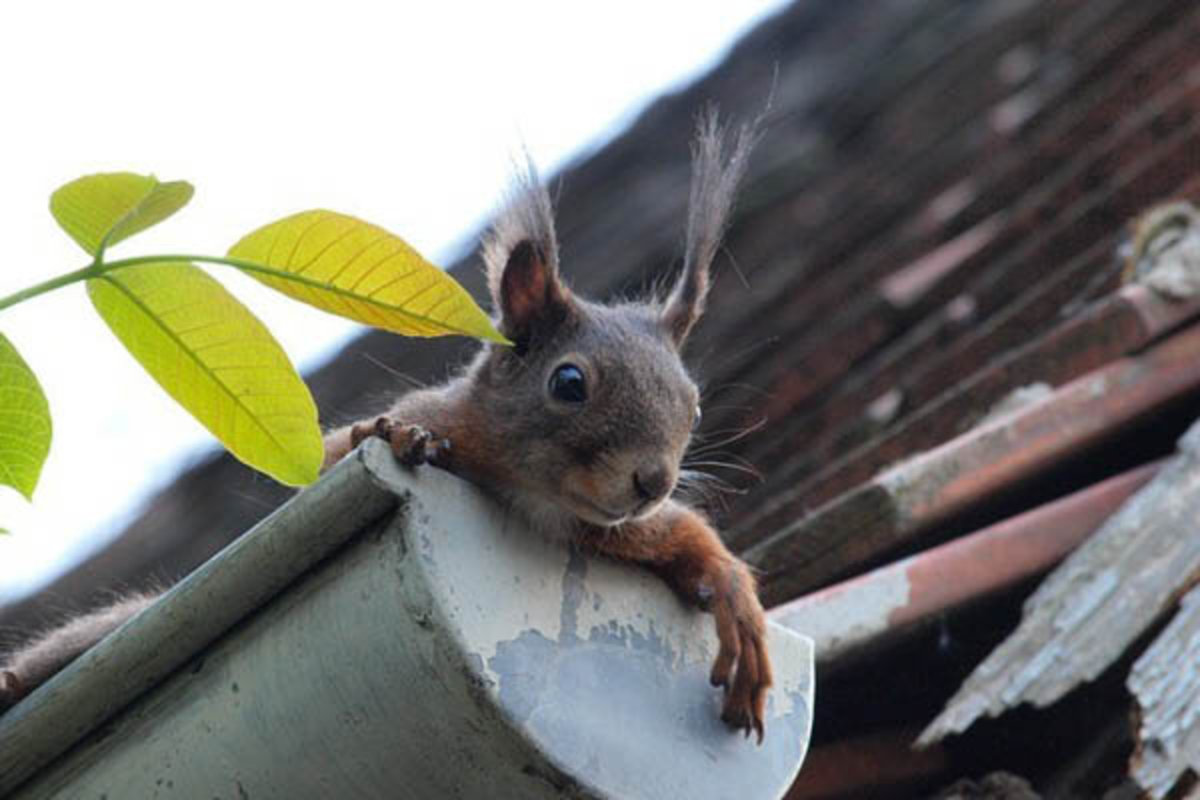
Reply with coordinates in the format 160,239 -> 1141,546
0,265 -> 96,312
106,253 -> 302,279
0,254 -> 284,314
0,253 -> 509,345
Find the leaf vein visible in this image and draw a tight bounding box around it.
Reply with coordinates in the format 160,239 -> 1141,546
292,224 -> 367,277
324,230 -> 396,286
283,213 -> 332,269
96,276 -> 300,465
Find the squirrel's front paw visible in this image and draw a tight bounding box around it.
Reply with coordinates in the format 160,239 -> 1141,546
708,566 -> 773,743
350,417 -> 452,468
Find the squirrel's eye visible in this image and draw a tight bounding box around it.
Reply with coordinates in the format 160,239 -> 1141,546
692,404 -> 702,430
549,364 -> 587,403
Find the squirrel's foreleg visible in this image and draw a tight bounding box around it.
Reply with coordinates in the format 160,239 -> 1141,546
584,501 -> 772,743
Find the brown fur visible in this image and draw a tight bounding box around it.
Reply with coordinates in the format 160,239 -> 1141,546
0,591 -> 157,711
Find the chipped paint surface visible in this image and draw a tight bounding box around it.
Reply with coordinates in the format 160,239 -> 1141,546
920,419 -> 1200,746
771,567 -> 911,665
770,462 -> 1157,673
404,464 -> 814,798
1128,586 -> 1200,799
977,382 -> 1054,427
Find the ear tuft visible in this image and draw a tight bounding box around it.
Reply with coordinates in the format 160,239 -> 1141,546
662,107 -> 761,347
484,154 -> 560,312
484,156 -> 572,349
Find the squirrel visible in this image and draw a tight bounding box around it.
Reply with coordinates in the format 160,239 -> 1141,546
0,110 -> 772,741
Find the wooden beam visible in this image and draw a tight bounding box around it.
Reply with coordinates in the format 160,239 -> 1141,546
770,461 -> 1159,669
748,321 -> 1200,606
919,417 -> 1200,746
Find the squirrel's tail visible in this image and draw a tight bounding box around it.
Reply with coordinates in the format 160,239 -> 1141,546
0,591 -> 160,711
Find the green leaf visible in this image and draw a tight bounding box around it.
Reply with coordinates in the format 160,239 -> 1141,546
0,333 -> 52,500
88,263 -> 322,486
51,173 -> 194,258
229,210 -> 508,344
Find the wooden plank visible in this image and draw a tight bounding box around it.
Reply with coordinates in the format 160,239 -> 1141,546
747,321 -> 1200,606
918,417 -> 1200,746
735,121 -> 1200,550
783,728 -> 949,800
770,462 -> 1158,669
727,277 -> 1188,554
1128,584 -> 1200,799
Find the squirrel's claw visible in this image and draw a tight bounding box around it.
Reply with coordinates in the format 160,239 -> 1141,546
351,417 -> 452,470
350,416 -> 397,451
719,621 -> 769,744
706,563 -> 771,745
392,425 -> 433,467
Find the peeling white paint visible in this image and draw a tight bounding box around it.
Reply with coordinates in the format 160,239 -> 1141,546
920,419 -> 1200,747
1129,587 -> 1200,799
408,474 -> 809,718
390,458 -> 815,796
977,382 -> 1054,427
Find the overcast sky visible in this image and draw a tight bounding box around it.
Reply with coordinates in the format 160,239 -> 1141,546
0,1 -> 788,601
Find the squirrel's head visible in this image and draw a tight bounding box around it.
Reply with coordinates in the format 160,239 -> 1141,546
476,110 -> 756,529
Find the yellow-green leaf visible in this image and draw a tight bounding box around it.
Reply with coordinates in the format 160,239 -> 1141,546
88,263 -> 321,486
0,333 -> 52,500
51,173 -> 193,258
229,210 -> 508,344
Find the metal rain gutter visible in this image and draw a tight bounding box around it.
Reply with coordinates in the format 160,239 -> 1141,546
0,439 -> 814,799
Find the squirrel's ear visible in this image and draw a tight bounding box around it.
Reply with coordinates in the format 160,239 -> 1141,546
497,240 -> 571,345
662,107 -> 759,347
483,157 -> 570,348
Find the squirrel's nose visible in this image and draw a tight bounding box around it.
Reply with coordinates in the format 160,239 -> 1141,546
633,465 -> 672,503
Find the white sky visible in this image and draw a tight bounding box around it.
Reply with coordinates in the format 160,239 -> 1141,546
0,1 -> 787,601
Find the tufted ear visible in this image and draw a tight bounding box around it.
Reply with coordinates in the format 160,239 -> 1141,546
495,239 -> 571,347
662,108 -> 759,347
483,157 -> 572,348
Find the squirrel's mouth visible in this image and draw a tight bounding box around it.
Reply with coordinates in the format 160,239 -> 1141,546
566,491 -> 669,527
566,492 -> 631,527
